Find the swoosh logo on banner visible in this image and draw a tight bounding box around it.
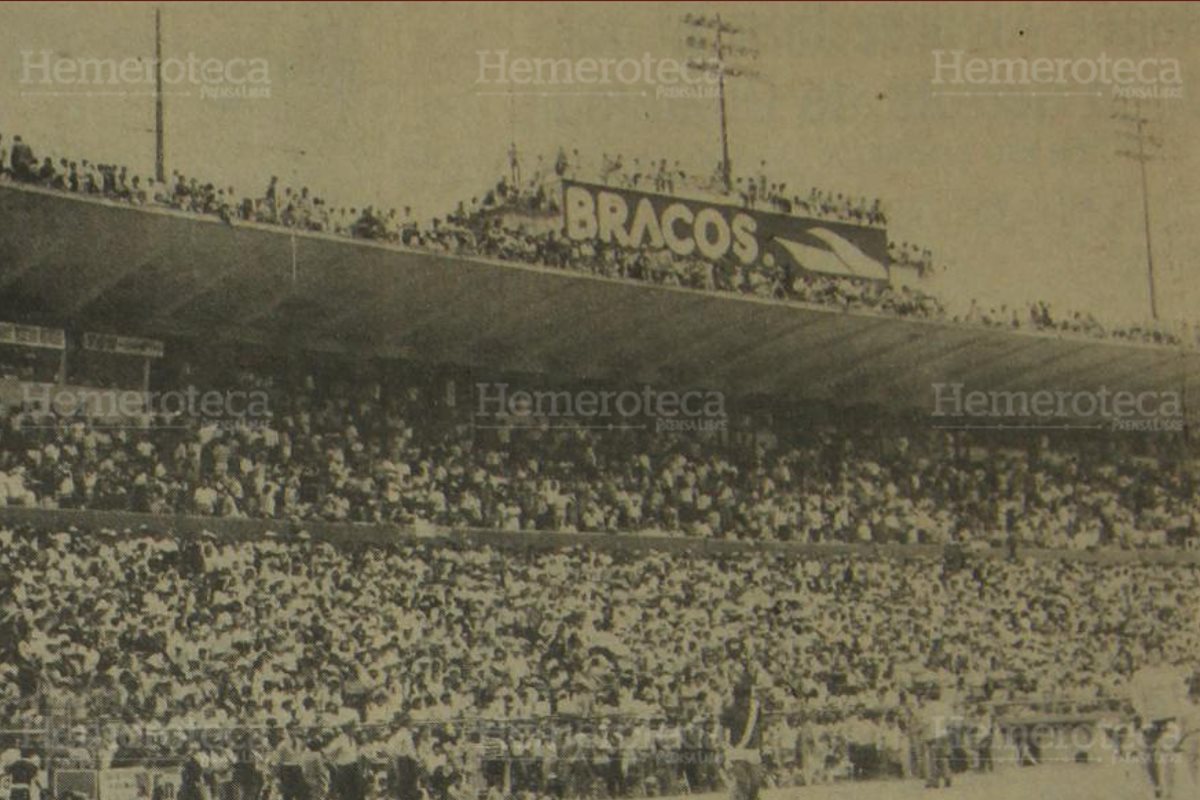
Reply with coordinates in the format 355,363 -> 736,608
775,228 -> 888,281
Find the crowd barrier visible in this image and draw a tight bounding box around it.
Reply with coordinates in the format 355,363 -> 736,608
50,768 -> 179,800
30,716 -> 1118,800
0,506 -> 1195,565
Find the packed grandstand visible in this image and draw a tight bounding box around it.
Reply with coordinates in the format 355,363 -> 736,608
0,344 -> 1193,797
0,357 -> 1194,549
0,523 -> 1192,793
0,120 -> 1198,800
1,131 -> 1195,348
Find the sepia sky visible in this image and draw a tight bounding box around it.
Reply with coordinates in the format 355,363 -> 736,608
0,2 -> 1196,325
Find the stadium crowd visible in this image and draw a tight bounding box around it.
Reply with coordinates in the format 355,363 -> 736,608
0,522 -> 1194,798
2,133 -> 1192,348
570,150 -> 889,228
0,364 -> 1194,551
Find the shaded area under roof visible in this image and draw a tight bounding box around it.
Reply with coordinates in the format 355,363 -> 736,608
0,183 -> 1195,422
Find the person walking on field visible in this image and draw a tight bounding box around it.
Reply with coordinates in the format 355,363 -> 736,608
721,670 -> 764,800
1131,649 -> 1194,800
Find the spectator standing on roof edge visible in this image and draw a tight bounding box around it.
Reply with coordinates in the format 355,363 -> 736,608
10,136 -> 37,183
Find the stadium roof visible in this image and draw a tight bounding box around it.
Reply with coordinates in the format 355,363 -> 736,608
0,183 -> 1195,421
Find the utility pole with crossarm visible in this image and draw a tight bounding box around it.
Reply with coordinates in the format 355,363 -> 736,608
154,7 -> 165,183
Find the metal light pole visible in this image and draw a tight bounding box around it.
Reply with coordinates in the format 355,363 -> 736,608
714,20 -> 732,192
682,13 -> 759,194
1113,100 -> 1162,320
